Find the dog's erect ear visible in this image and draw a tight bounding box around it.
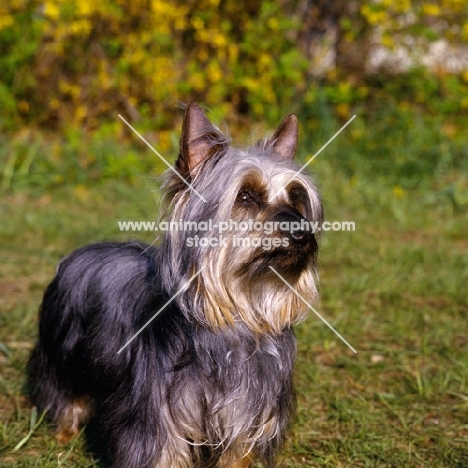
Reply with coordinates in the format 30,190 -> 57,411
178,103 -> 227,178
269,114 -> 298,160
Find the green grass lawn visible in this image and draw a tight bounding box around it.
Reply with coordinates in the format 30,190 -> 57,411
0,118 -> 467,467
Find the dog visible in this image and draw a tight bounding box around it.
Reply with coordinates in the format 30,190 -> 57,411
28,103 -> 323,467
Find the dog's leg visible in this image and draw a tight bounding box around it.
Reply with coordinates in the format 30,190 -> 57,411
56,396 -> 92,443
218,450 -> 256,468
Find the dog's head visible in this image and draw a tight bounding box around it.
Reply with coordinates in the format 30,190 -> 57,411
162,103 -> 323,334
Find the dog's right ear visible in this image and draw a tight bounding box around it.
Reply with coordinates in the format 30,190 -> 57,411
177,103 -> 228,179
269,114 -> 298,160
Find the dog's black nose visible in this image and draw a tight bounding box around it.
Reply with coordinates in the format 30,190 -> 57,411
277,209 -> 313,245
290,229 -> 307,241
288,226 -> 313,246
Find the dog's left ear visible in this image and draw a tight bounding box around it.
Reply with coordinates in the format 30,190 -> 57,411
269,114 -> 298,160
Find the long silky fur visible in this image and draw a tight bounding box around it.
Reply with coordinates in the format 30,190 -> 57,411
28,242 -> 295,467
28,104 -> 322,468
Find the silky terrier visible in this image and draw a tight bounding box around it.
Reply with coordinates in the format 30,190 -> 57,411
28,103 -> 323,467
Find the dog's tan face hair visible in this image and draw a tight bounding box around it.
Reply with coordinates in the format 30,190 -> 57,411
162,103 -> 323,334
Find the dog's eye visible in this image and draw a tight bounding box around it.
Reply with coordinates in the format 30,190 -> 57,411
236,190 -> 253,204
288,185 -> 309,216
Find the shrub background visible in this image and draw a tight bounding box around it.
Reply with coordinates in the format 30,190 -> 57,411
1,0 -> 468,193
0,2 -> 467,466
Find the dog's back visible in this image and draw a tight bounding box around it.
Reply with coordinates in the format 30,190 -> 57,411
27,241 -> 160,424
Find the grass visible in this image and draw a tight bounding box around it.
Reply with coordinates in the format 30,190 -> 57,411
0,109 -> 467,467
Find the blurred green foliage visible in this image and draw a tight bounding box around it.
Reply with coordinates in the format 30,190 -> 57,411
0,0 -> 309,128
0,0 -> 467,196
1,0 -> 467,128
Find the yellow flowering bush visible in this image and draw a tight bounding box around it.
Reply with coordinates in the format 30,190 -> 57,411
0,0 -> 307,130
0,0 -> 467,132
